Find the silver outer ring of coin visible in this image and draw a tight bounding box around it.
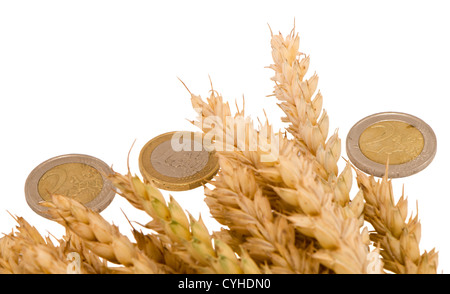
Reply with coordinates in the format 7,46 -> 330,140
346,112 -> 437,178
24,154 -> 116,219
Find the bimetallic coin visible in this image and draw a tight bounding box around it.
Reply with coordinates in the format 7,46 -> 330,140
346,112 -> 437,178
25,154 -> 116,219
139,131 -> 220,191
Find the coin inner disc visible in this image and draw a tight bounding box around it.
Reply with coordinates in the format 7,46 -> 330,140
150,138 -> 209,178
358,120 -> 424,165
37,163 -> 104,203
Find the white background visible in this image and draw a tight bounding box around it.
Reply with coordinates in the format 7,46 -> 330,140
1,1 -> 449,273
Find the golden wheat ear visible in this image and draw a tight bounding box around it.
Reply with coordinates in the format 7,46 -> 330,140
356,168 -> 438,274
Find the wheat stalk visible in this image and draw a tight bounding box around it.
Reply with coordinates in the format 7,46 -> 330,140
356,168 -> 438,273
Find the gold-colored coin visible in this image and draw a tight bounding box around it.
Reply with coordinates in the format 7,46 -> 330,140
359,120 -> 424,165
38,163 -> 104,203
139,131 -> 220,191
25,154 -> 116,219
346,112 -> 437,178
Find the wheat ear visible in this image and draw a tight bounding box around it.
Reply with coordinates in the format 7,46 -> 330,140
356,168 -> 438,273
41,194 -> 170,274
267,28 -> 354,208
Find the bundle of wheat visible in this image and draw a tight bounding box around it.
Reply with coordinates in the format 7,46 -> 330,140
0,27 -> 437,274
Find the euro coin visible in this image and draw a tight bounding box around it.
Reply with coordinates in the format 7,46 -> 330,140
139,131 -> 220,191
346,112 -> 437,178
24,154 -> 116,219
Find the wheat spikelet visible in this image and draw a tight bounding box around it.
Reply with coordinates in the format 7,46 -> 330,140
356,168 -> 438,273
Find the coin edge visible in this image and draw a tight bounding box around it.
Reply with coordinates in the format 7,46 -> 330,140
24,154 -> 116,219
139,131 -> 220,191
346,112 -> 437,178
